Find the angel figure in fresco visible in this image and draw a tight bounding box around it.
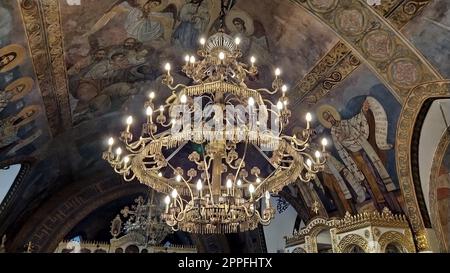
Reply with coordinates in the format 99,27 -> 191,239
83,0 -> 177,45
171,0 -> 212,51
225,9 -> 271,65
317,97 -> 396,208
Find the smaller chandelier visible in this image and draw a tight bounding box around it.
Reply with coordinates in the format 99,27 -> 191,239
103,29 -> 328,234
110,193 -> 172,246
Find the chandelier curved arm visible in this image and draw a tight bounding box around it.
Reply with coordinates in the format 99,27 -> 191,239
256,87 -> 278,95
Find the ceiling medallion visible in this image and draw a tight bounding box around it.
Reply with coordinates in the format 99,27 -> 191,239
103,6 -> 328,235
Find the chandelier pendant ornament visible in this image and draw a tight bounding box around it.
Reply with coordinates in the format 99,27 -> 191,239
103,4 -> 328,234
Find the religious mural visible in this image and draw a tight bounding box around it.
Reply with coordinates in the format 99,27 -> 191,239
293,67 -> 403,216
60,0 -> 338,125
0,1 -> 47,162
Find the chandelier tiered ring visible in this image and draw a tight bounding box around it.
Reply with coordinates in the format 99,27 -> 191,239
103,31 -> 328,234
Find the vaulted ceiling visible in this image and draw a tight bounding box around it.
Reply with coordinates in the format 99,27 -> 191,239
1,0 -> 449,252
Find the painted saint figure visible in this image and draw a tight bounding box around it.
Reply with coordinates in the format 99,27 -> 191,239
84,0 -> 175,44
317,97 -> 396,207
172,0 -> 210,51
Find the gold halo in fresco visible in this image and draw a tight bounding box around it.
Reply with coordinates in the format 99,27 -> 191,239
10,105 -> 41,129
225,10 -> 255,36
0,44 -> 26,73
316,104 -> 341,129
5,77 -> 34,102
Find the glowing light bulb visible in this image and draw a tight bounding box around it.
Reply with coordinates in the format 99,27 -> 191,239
218,52 -> 225,60
277,101 -> 283,110
149,91 -> 155,100
249,184 -> 255,194
226,179 -> 233,189
248,97 -> 255,107
116,147 -> 122,156
306,159 -> 312,167
282,85 -> 288,93
275,68 -> 281,76
171,189 -> 178,199
235,37 -> 241,45
265,191 -> 271,207
176,174 -> 182,182
124,156 -> 130,164
180,94 -> 187,104
322,138 -> 328,147
256,177 -> 261,184
237,179 -> 242,187
315,151 -> 321,159
164,195 -> 171,205
164,63 -> 171,71
306,113 -> 312,122
158,172 -> 163,177
199,37 -> 206,45
196,180 -> 203,191
146,106 -> 153,116
184,55 -> 190,63
108,137 -> 114,146
250,56 -> 256,65
189,56 -> 196,64
126,116 -> 133,125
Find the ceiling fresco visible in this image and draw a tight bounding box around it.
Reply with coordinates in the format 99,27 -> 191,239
0,0 -> 449,252
0,1 -> 50,163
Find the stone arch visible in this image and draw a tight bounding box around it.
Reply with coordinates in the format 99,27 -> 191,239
337,234 -> 368,253
9,177 -> 147,252
378,231 -> 415,253
395,81 -> 450,251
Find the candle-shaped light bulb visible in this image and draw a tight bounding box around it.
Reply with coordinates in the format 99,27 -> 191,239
237,179 -> 242,187
189,56 -> 196,64
275,68 -> 281,77
256,177 -> 261,184
199,37 -> 206,46
149,91 -> 155,100
196,179 -> 203,191
277,101 -> 283,111
250,56 -> 256,66
164,195 -> 170,213
159,105 -> 164,112
281,85 -> 288,94
218,52 -> 225,60
107,137 -> 114,152
164,63 -> 171,76
226,179 -> 233,189
126,116 -> 133,132
171,189 -> 178,199
265,191 -> 271,207
248,97 -> 255,107
180,94 -> 187,104
321,138 -> 328,152
158,172 -> 163,177
306,112 -> 312,129
115,147 -> 122,157
235,37 -> 241,45
184,54 -> 190,64
249,184 -> 255,199
315,151 -> 321,159
176,174 -> 182,182
123,156 -> 130,167
306,158 -> 312,167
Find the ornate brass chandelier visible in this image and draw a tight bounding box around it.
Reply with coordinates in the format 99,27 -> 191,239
103,2 -> 328,234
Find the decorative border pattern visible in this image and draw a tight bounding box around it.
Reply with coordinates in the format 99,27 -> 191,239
337,234 -> 369,253
19,0 -> 72,136
378,231 -> 415,253
429,131 -> 450,252
395,80 -> 450,251
291,0 -> 436,104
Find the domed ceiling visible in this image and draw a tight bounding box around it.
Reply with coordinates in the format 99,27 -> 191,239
1,0 -> 449,252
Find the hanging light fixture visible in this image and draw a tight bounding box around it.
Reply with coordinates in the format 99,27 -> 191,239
103,1 -> 327,234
